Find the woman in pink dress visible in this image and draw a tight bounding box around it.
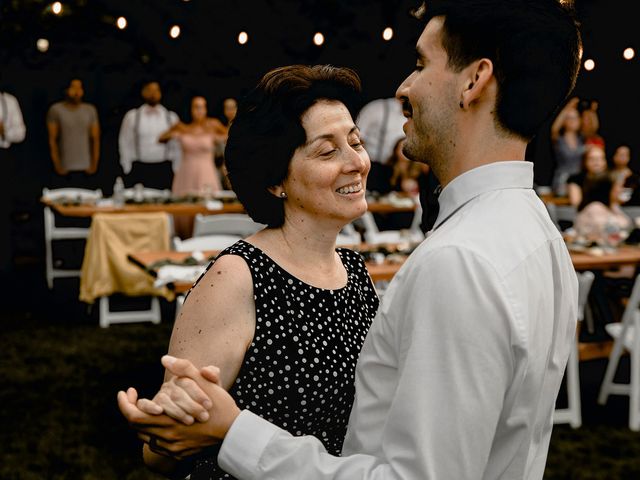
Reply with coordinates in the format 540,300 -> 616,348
160,96 -> 226,237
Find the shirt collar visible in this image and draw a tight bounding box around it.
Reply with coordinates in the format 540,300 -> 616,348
432,161 -> 534,230
142,104 -> 164,115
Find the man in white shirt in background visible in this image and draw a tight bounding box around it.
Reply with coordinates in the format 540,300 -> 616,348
118,80 -> 180,189
120,1 -> 583,478
357,96 -> 406,166
0,81 -> 26,287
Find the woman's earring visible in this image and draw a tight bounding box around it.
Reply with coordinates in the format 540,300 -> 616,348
280,191 -> 287,199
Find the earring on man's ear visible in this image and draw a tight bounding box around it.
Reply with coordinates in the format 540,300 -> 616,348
280,191 -> 287,199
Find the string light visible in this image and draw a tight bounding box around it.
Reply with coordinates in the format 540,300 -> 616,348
37,38 -> 50,52
382,27 -> 393,41
238,31 -> 248,45
52,2 -> 62,15
313,32 -> 324,46
623,47 -> 635,60
116,16 -> 127,30
169,25 -> 181,39
584,58 -> 595,71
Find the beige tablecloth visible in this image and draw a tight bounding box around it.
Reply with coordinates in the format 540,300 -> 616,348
79,212 -> 174,303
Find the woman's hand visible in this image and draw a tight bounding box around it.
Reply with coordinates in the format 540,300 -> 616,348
136,360 -> 221,426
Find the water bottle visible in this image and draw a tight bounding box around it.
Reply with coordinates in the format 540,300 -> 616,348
113,176 -> 125,208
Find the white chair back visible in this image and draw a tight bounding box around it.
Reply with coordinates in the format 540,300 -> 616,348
173,234 -> 241,252
193,213 -> 264,238
42,187 -> 102,289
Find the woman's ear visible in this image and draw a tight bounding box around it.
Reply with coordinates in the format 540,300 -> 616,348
267,185 -> 286,199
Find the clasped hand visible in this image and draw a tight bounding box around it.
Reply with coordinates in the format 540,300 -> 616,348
117,355 -> 241,459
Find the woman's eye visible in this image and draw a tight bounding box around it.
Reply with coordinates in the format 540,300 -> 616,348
321,149 -> 337,157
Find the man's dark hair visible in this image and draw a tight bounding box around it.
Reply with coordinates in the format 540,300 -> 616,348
413,0 -> 582,140
225,64 -> 362,227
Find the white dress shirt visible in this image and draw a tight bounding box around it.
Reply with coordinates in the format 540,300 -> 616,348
356,97 -> 406,164
0,92 -> 26,149
217,161 -> 578,480
118,104 -> 180,174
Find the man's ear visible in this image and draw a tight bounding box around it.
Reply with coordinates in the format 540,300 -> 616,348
460,58 -> 494,109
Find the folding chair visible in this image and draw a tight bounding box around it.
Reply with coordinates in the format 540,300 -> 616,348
554,270 -> 595,428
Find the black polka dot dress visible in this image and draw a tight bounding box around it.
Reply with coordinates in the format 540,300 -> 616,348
187,240 -> 379,479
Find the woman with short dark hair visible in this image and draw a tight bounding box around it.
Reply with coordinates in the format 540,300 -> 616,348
119,65 -> 379,479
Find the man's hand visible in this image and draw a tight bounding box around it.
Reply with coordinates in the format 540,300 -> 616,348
118,387 -> 219,459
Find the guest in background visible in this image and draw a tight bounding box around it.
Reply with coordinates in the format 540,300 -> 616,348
579,98 -> 604,148
0,82 -> 26,285
222,97 -> 237,129
46,78 -> 100,186
369,137 -> 428,230
213,97 -> 237,188
567,144 -> 608,207
118,80 -> 180,189
574,175 -> 631,242
611,144 -> 633,184
159,96 -> 224,237
356,97 -> 406,165
550,96 -> 584,196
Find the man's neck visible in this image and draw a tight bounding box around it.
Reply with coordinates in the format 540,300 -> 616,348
437,119 -> 527,187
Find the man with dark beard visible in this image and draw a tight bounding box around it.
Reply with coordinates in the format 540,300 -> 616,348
118,80 -> 180,189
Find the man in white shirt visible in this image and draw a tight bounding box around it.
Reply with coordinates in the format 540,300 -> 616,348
119,1 -> 583,478
0,86 -> 26,285
357,97 -> 406,165
118,80 -> 180,189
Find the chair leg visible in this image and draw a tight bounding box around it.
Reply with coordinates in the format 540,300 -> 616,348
566,336 -> 582,428
631,315 -> 640,431
598,327 -> 627,405
45,237 -> 54,290
99,296 -> 110,328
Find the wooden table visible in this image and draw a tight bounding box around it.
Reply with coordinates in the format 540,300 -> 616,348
128,249 -> 408,293
570,246 -> 640,271
42,199 -> 245,217
43,198 -> 414,217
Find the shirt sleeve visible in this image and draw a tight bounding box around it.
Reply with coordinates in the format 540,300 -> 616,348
4,94 -> 26,144
118,110 -> 136,174
46,104 -> 59,125
167,110 -> 182,171
218,246 -> 515,479
89,104 -> 99,126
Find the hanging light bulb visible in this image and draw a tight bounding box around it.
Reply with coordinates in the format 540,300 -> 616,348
37,38 -> 50,52
583,58 -> 595,71
116,16 -> 127,30
313,32 -> 325,46
52,2 -> 62,15
623,48 -> 635,60
238,31 -> 248,45
170,25 -> 181,39
382,27 -> 393,41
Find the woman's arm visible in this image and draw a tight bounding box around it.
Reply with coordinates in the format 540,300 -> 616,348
567,182 -> 582,207
129,254 -> 255,475
158,122 -> 184,143
550,97 -> 579,142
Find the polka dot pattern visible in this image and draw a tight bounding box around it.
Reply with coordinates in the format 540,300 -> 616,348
189,240 -> 378,479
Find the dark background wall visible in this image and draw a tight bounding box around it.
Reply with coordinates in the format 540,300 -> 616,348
0,0 -> 637,259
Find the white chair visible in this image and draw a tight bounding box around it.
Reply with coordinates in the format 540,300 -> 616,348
622,206 -> 640,222
598,273 -> 640,430
42,187 -> 103,289
173,234 -> 241,252
336,223 -> 361,247
555,205 -> 577,227
359,203 -> 425,245
192,213 -> 265,238
99,296 -> 161,328
554,270 -> 595,428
